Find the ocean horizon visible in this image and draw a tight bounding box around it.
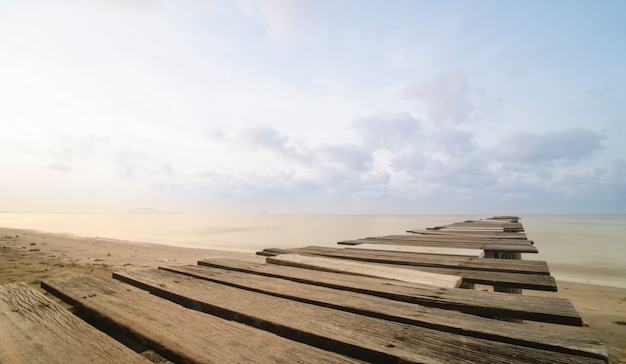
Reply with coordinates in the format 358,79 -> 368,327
1,212 -> 624,288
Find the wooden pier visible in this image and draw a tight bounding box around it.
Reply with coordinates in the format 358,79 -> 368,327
0,216 -> 610,363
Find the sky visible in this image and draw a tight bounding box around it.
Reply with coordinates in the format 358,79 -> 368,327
1,0 -> 625,214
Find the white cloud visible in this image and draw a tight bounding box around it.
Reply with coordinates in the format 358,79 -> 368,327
318,144 -> 372,172
491,128 -> 605,164
401,71 -> 475,124
351,112 -> 422,150
239,126 -> 314,165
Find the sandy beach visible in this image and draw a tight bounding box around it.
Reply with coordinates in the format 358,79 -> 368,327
1,227 -> 625,363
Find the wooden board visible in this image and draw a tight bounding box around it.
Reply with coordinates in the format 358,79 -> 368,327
197,258 -> 581,325
41,275 -> 360,364
266,253 -> 463,288
366,232 -> 533,244
430,221 -> 524,232
409,230 -> 528,239
268,246 -> 549,275
338,238 -> 539,253
0,282 -> 149,364
486,216 -> 520,222
161,264 -> 607,361
362,235 -> 536,247
364,236 -> 535,246
439,227 -> 506,232
260,247 -> 556,291
349,243 -> 485,257
113,268 -> 604,364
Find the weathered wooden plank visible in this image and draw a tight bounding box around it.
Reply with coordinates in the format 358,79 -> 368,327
442,227 -> 506,232
349,243 -> 486,257
457,220 -> 521,227
416,228 -> 527,239
338,238 -> 539,254
433,221 -> 524,232
282,246 -> 550,275
410,230 -> 528,239
161,264 -> 607,361
0,282 -> 149,364
370,234 -> 533,242
362,234 -> 535,246
266,253 -> 463,287
114,268 -> 603,364
488,216 -> 520,220
264,251 -> 556,291
385,263 -> 557,291
487,216 -> 520,222
362,235 -> 536,248
198,258 -> 581,325
458,221 -> 523,230
41,275 -> 360,364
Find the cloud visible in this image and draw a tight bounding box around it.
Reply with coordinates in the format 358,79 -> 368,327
492,128 -> 605,164
44,135 -> 111,173
114,148 -> 154,179
318,144 -> 372,172
431,128 -> 475,158
350,112 -> 422,150
235,124 -> 376,173
239,125 -> 314,165
390,151 -> 427,173
401,71 -> 475,124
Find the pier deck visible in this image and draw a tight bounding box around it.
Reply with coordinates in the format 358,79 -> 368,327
0,216 -> 610,363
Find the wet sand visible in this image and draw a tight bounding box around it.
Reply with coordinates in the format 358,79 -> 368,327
1,227 -> 625,363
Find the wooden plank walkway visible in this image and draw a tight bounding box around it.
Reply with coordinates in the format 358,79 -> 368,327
160,264 -> 605,359
1,215 -> 605,363
41,275 -> 359,363
110,268 -> 605,363
197,258 -> 581,325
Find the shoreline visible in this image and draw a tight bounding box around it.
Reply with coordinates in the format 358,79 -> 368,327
1,226 -> 625,362
546,263 -> 626,290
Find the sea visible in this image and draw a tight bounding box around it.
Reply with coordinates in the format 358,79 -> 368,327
1,213 -> 624,288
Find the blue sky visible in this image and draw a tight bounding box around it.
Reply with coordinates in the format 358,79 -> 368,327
1,0 -> 624,214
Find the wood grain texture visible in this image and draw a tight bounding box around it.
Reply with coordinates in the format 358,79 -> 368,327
0,282 -> 148,364
365,234 -> 535,244
266,253 -> 463,287
349,243 -> 486,257
338,238 -> 539,253
261,248 -> 557,291
198,258 -> 581,325
365,233 -> 533,240
274,246 -> 549,274
114,268 -> 604,364
428,221 -> 524,232
409,230 -> 528,239
41,275 -> 360,364
161,264 -> 607,361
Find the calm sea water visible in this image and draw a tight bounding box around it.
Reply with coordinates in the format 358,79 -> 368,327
1,213 -> 624,288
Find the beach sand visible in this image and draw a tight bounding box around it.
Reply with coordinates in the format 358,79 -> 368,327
1,227 -> 625,363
